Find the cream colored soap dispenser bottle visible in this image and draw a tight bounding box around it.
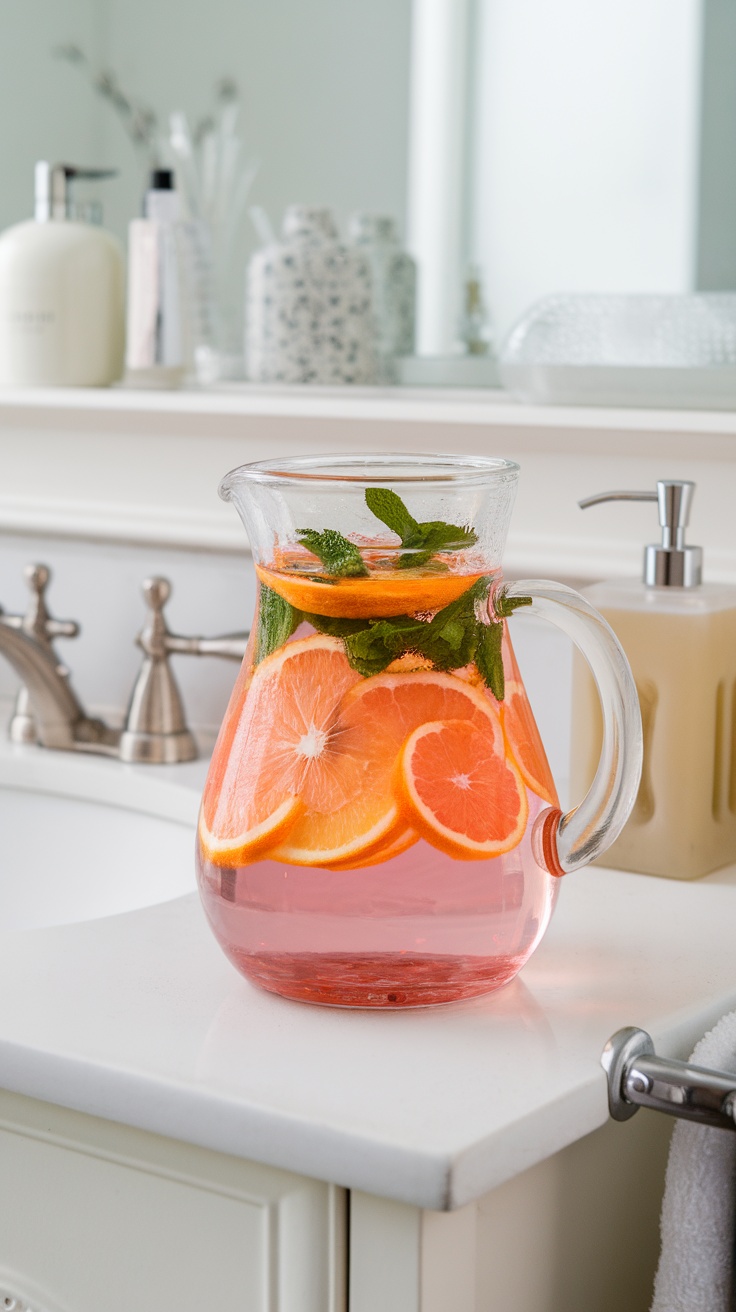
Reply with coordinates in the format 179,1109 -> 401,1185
571,479 -> 736,878
0,162 -> 125,387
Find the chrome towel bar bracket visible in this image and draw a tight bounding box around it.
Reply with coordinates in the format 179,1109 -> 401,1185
602,1027 -> 736,1133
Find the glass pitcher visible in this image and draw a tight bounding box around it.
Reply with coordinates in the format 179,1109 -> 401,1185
196,453 -> 642,1008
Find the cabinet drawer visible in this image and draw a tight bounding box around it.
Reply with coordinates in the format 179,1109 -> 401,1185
0,1090 -> 346,1312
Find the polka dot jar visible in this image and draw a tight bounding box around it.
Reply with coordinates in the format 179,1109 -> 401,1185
245,205 -> 378,385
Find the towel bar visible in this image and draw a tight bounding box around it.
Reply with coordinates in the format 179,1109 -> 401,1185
602,1027 -> 736,1132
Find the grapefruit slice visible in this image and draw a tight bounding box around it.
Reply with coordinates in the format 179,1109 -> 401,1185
273,669 -> 502,866
256,562 -> 487,619
199,635 -> 362,867
396,718 -> 528,860
326,828 -> 419,870
501,680 -> 558,806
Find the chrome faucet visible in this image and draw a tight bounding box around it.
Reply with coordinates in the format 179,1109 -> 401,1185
0,564 -> 248,763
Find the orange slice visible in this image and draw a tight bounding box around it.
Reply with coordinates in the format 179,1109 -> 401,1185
256,562 -> 487,619
385,653 -> 436,674
326,828 -> 419,870
396,718 -> 528,860
501,680 -> 558,806
199,635 -> 362,866
273,669 -> 500,866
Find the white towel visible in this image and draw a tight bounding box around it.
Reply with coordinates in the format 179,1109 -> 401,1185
651,1010 -> 736,1312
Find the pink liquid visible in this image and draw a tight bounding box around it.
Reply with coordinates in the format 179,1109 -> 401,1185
196,795 -> 558,1008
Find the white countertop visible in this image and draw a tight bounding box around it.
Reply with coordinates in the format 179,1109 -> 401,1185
1,737 -> 735,1211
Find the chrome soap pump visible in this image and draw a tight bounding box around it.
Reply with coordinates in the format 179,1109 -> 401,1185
570,479 -> 736,879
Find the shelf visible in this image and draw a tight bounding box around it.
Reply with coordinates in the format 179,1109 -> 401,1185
0,384 -> 735,582
2,382 -> 736,445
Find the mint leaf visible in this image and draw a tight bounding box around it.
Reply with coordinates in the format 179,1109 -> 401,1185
365,487 -> 419,540
418,576 -> 487,668
364,488 -> 478,569
435,617 -> 466,651
494,587 -> 532,619
297,528 -> 368,577
344,623 -> 406,676
300,576 -> 526,685
306,614 -> 370,639
475,621 -> 505,700
255,583 -> 300,664
346,615 -> 430,676
411,521 -> 478,551
473,590 -> 532,698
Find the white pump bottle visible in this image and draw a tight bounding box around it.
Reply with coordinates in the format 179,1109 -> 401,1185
0,162 -> 125,387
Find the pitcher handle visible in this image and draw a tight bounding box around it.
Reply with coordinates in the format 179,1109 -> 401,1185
501,579 -> 643,876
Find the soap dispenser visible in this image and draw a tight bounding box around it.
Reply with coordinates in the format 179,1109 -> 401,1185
570,480 -> 736,878
0,162 -> 125,387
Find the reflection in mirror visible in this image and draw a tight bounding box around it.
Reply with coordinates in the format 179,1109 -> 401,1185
411,0 -> 736,348
1,0 -> 734,386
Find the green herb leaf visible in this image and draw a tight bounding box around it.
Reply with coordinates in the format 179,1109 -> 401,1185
494,588 -> 532,619
472,589 -> 532,699
364,487 -> 419,541
306,613 -> 371,640
475,621 -> 505,700
297,527 -> 369,578
344,622 -> 407,676
364,487 -> 478,569
417,576 -> 487,669
255,583 -> 300,664
411,520 -> 479,551
300,576 -> 491,679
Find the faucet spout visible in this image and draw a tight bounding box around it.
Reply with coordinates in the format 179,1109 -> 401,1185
0,617 -> 118,753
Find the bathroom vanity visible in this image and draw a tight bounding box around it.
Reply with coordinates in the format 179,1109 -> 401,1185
0,387 -> 735,1311
0,734 -> 730,1312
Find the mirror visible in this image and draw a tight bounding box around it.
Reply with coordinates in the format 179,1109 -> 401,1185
1,0 -> 732,379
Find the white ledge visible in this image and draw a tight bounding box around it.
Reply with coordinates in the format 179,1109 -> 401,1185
1,384 -> 735,581
2,381 -> 736,437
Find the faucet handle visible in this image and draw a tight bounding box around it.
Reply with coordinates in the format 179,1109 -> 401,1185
136,576 -> 249,663
119,576 -> 249,765
5,563 -> 80,745
3,563 -> 80,647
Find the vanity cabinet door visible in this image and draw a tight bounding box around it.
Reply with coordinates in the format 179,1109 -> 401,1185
0,1091 -> 346,1312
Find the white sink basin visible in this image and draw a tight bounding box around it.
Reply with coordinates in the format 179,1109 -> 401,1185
0,784 -> 197,932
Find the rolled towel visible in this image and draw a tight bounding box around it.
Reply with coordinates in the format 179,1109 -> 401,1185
651,1010 -> 736,1312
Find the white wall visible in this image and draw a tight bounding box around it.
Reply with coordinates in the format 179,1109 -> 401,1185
97,0 -> 412,247
0,0 -> 105,231
469,0 -> 703,338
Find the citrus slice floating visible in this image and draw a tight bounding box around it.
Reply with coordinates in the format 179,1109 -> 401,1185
199,635 -> 362,867
273,669 -> 501,866
396,718 -> 528,860
501,680 -> 558,806
256,562 -> 487,619
326,828 -> 419,871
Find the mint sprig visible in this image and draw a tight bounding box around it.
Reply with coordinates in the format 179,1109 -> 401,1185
475,588 -> 532,698
297,527 -> 368,578
364,487 -> 477,569
255,582 -> 301,664
309,576 -> 490,680
254,577 -> 531,695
